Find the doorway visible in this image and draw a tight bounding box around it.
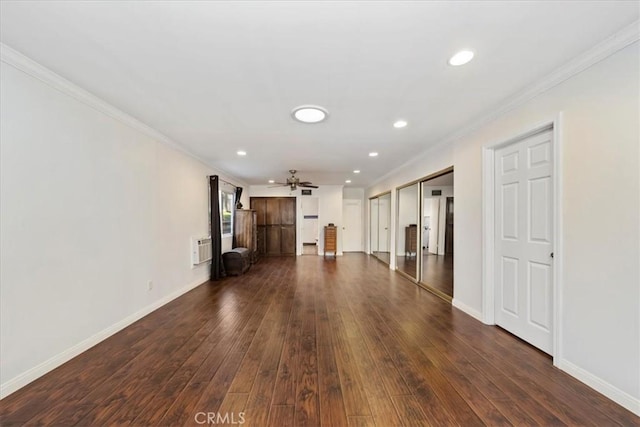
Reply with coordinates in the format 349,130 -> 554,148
301,196 -> 319,255
483,123 -> 560,356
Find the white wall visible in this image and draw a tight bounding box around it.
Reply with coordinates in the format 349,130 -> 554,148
0,59 -> 247,396
248,185 -> 344,255
365,42 -> 640,411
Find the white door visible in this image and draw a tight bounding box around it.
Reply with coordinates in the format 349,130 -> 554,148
342,199 -> 362,252
495,129 -> 554,354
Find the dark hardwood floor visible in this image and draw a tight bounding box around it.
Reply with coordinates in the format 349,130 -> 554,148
421,253 -> 453,298
1,254 -> 637,426
396,253 -> 453,299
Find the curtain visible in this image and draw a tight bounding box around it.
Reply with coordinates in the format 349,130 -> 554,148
232,187 -> 243,248
210,175 -> 225,280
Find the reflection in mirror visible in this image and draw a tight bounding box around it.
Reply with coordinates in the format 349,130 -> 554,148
369,193 -> 391,265
370,198 -> 379,259
396,183 -> 420,279
420,172 -> 454,298
377,193 -> 391,264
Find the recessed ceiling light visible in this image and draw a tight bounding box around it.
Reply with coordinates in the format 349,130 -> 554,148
292,105 -> 328,123
237,150 -> 247,156
369,152 -> 378,157
353,170 -> 360,174
448,50 -> 474,66
393,120 -> 408,128
268,179 -> 275,184
345,180 -> 352,184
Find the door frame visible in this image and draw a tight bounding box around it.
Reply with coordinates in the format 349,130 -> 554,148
481,114 -> 564,365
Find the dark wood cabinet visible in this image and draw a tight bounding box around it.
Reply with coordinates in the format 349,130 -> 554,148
324,225 -> 337,257
266,225 -> 282,255
256,226 -> 266,255
250,197 -> 296,256
234,209 -> 258,263
281,226 -> 296,255
445,197 -> 454,255
405,224 -> 417,258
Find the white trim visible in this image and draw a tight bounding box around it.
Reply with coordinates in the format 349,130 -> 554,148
369,20 -> 639,189
0,277 -> 208,399
481,116 -> 563,364
452,299 -> 483,322
557,359 -> 640,416
0,43 -> 241,182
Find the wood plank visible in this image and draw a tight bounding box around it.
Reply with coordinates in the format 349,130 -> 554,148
315,287 -> 349,427
390,395 -> 432,427
327,312 -> 372,417
293,284 -> 319,426
215,393 -> 249,427
266,405 -> 294,427
347,415 -> 376,427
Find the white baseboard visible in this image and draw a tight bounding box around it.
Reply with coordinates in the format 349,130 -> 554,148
556,359 -> 640,416
449,299 -> 640,416
452,298 -> 483,322
0,276 -> 208,399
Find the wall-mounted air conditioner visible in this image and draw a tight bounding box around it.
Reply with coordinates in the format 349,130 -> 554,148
192,236 -> 212,265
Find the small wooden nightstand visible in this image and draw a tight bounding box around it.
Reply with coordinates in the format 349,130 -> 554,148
324,225 -> 337,257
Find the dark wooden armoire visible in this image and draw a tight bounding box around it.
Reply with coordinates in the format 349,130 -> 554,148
250,197 -> 296,256
234,209 -> 258,263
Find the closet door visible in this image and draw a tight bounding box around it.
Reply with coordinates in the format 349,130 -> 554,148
265,198 -> 282,255
280,198 -> 296,255
250,197 -> 296,256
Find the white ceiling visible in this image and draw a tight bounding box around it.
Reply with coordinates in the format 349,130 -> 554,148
1,1 -> 637,187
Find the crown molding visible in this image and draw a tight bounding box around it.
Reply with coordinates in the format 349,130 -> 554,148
0,42 -> 233,177
368,19 -> 640,190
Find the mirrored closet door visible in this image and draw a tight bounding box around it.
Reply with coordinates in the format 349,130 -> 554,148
420,171 -> 454,299
369,192 -> 391,264
396,183 -> 420,279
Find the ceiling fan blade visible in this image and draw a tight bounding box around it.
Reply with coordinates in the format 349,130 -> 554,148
300,184 -> 319,189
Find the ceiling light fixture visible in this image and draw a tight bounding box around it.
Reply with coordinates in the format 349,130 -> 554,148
448,50 -> 474,66
268,179 -> 275,184
369,152 -> 378,157
237,150 -> 247,156
353,170 -> 360,174
345,180 -> 352,184
292,105 -> 328,123
393,120 -> 408,128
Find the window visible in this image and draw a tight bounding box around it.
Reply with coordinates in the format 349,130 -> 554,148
220,191 -> 234,235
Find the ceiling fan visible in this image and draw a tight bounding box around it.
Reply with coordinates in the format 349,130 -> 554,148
272,170 -> 318,191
